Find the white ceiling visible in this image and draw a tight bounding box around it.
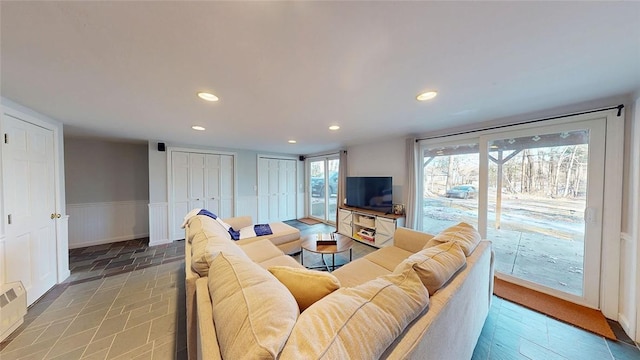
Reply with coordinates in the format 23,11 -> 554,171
1,1 -> 639,155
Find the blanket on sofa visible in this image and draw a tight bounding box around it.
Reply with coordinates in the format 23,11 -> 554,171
183,208 -> 273,240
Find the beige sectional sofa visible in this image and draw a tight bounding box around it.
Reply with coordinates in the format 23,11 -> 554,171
185,215 -> 494,360
184,215 -> 302,360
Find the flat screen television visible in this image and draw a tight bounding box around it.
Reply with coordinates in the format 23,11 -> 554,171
345,176 -> 393,213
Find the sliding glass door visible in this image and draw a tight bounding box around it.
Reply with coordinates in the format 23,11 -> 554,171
418,118 -> 606,308
482,120 -> 605,307
308,156 -> 339,224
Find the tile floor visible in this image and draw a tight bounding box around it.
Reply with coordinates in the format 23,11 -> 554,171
1,220 -> 638,360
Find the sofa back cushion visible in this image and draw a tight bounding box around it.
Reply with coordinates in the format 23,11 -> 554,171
190,230 -> 248,276
208,253 -> 299,359
396,241 -> 466,295
279,267 -> 429,359
425,222 -> 481,256
268,266 -> 341,311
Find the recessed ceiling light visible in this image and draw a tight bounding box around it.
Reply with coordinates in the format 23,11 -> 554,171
288,140 -> 297,144
416,91 -> 438,101
192,125 -> 206,131
329,125 -> 340,131
197,92 -> 219,101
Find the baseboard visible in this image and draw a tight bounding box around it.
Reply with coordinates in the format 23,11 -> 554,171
149,238 -> 172,247
618,313 -> 636,340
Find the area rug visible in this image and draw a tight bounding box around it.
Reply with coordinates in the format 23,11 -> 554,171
493,278 -> 616,340
298,217 -> 322,225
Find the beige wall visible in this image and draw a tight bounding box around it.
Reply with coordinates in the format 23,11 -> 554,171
65,138 -> 149,204
346,136 -> 406,205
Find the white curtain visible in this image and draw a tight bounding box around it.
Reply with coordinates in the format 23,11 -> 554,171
335,150 -> 348,231
404,138 -> 418,228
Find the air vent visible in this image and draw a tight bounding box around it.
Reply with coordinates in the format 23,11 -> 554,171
0,281 -> 27,342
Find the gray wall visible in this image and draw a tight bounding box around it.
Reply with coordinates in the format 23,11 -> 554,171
65,138 -> 149,204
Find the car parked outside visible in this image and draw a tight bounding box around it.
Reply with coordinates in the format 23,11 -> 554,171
446,185 -> 477,199
311,172 -> 338,197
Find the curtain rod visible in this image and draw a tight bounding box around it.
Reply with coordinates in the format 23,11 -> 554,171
416,104 -> 624,143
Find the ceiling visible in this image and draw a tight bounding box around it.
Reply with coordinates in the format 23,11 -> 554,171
1,1 -> 639,155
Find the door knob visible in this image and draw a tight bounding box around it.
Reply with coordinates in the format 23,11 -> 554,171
57,214 -> 61,218
51,213 -> 56,219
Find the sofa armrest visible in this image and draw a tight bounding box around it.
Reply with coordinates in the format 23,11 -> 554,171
393,227 -> 434,253
223,216 -> 253,230
196,278 -> 222,360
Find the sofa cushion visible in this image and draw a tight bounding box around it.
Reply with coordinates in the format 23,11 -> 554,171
257,255 -> 306,270
364,246 -> 415,271
279,267 -> 429,359
236,221 -> 300,247
425,222 -> 481,256
332,258 -> 390,288
268,266 -> 341,311
240,239 -> 284,263
208,253 -> 299,359
190,230 -> 248,276
396,242 -> 466,295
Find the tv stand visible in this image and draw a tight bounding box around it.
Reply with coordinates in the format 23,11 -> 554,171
337,206 -> 405,248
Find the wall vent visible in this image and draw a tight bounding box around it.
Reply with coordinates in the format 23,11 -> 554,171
0,281 -> 27,342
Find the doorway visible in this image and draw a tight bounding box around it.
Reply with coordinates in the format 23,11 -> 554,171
308,156 -> 339,224
484,119 -> 605,308
418,115 -> 614,310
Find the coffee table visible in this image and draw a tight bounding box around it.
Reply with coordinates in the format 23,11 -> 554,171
300,233 -> 354,271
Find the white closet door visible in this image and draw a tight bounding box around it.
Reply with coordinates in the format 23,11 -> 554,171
205,154 -> 221,215
3,114 -> 57,305
268,159 -> 279,223
257,158 -> 270,223
171,151 -> 235,240
257,157 -> 297,223
284,160 -> 297,220
219,155 -> 234,219
171,151 -> 190,240
189,153 -> 206,211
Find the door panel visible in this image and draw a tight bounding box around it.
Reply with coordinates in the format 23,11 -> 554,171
483,119 -> 605,307
3,115 -> 57,305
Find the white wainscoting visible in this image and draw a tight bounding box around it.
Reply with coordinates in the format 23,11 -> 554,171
236,195 -> 258,221
56,215 -> 70,282
618,232 -> 637,340
67,201 -> 149,249
0,235 -> 5,284
149,202 -> 169,246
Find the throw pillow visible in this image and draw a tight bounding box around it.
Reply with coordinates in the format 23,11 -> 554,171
396,241 -> 466,295
279,267 -> 429,359
268,266 -> 341,311
425,222 -> 481,256
208,253 -> 299,359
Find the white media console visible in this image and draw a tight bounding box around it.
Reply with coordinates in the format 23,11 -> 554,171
337,206 -> 405,248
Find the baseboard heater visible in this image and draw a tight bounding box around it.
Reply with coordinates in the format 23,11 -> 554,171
0,281 -> 27,342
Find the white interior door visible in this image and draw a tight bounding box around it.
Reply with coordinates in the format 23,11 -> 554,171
2,114 -> 57,305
